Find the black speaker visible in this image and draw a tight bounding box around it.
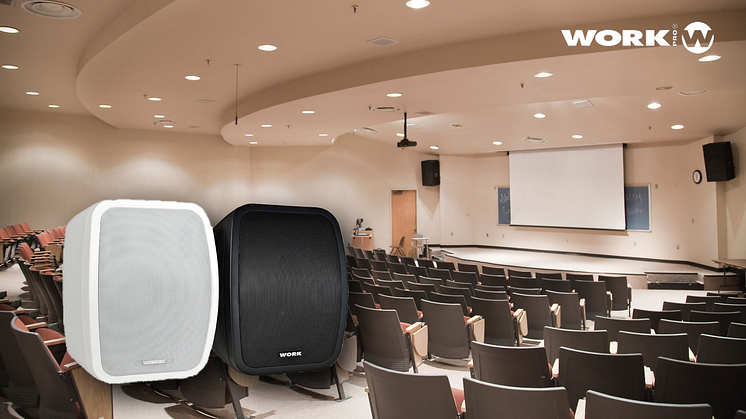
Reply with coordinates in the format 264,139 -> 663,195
212,204 -> 348,375
703,141 -> 736,182
422,160 -> 440,186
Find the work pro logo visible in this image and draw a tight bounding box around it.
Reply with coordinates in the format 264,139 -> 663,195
561,21 -> 713,54
279,351 -> 303,358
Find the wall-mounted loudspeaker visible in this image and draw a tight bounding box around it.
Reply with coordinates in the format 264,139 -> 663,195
422,160 -> 440,186
702,141 -> 736,182
64,200 -> 218,384
213,204 -> 347,375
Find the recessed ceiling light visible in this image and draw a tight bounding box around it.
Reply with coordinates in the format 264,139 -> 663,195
572,135 -> 583,139
2,64 -> 19,70
319,133 -> 328,137
406,123 -> 415,126
647,102 -> 662,109
387,92 -> 403,97
493,141 -> 503,146
244,133 -> 254,137
534,72 -> 553,78
430,145 -> 439,150
148,97 -> 161,101
154,114 -> 165,118
261,124 -> 272,128
26,91 -> 39,95
99,104 -> 112,108
48,104 -> 59,108
406,0 -> 429,9
258,44 -> 277,51
249,141 -> 258,145
671,124 -> 684,130
698,55 -> 721,62
185,75 -> 200,81
396,133 -> 405,137
22,1 -> 82,19
656,86 -> 673,91
534,113 -> 546,119
163,125 -> 174,128
0,27 -> 19,34
301,110 -> 315,114
361,127 -> 378,134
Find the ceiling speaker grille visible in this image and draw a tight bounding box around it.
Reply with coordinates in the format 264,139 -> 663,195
573,100 -> 594,108
21,1 -> 82,18
368,37 -> 398,47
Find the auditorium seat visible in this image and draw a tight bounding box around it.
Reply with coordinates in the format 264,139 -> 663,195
616,331 -> 688,371
470,342 -> 551,387
421,299 -> 483,361
370,260 -> 388,271
392,288 -> 427,310
599,275 -> 631,315
584,389 -> 712,419
474,289 -> 509,300
685,295 -> 721,311
714,302 -> 746,323
435,261 -> 456,272
371,269 -> 393,281
544,326 -> 609,365
427,267 -> 453,282
658,319 -> 720,356
457,262 -> 480,275
536,271 -> 562,280
662,301 -> 707,321
593,316 -> 651,341
463,377 -> 571,419
482,266 -> 506,276
451,270 -> 479,287
479,273 -> 507,288
428,292 -> 470,316
545,290 -> 585,330
729,322 -> 746,338
387,262 -> 407,274
508,277 -> 540,289
696,334 -> 746,364
470,297 -> 523,346
689,310 -> 741,336
356,306 -> 422,372
507,268 -> 533,278
378,294 -> 421,325
632,309 -> 682,333
574,280 -> 611,319
542,278 -> 573,293
510,293 -> 559,339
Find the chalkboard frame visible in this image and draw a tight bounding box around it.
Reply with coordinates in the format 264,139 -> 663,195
624,185 -> 651,232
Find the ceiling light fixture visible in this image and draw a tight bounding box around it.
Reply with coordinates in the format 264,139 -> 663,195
319,134 -> 328,137
261,124 -> 272,128
301,110 -> 315,114
656,86 -> 673,91
671,124 -> 684,130
244,133 -> 254,137
493,141 -> 503,146
534,72 -> 553,78
99,104 -> 112,108
698,55 -> 721,62
387,92 -> 402,97
185,75 -> 200,81
154,114 -> 165,118
249,141 -> 258,145
361,127 -> 378,134
148,97 -> 161,101
26,91 -> 39,95
396,133 -> 405,137
0,27 -> 19,34
163,125 -> 174,128
430,145 -> 439,150
406,0 -> 429,9
258,44 -> 277,51
572,135 -> 583,139
48,104 -> 59,108
534,113 -> 546,119
21,1 -> 82,19
647,102 -> 662,109
2,64 -> 19,70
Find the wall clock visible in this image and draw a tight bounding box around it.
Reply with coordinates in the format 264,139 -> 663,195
693,169 -> 702,184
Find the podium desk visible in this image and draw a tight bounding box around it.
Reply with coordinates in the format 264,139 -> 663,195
351,230 -> 374,251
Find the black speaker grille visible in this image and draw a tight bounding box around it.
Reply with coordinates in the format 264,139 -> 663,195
237,211 -> 343,369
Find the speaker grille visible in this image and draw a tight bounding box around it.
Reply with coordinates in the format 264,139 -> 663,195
237,211 -> 343,369
97,208 -> 213,377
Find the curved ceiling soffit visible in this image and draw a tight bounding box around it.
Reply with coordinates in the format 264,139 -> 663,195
221,10 -> 746,144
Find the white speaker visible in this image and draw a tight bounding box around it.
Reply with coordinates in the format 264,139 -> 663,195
63,200 -> 218,384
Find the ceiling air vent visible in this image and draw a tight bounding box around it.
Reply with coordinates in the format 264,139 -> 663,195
368,37 -> 398,47
522,137 -> 546,143
360,127 -> 378,134
368,106 -> 401,112
573,100 -> 594,108
195,99 -> 216,104
21,1 -> 81,18
416,111 -> 434,115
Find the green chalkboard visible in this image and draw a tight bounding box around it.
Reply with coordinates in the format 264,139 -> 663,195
625,185 -> 650,231
498,188 -> 511,225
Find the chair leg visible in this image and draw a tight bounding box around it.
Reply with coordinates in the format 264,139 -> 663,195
331,366 -> 347,401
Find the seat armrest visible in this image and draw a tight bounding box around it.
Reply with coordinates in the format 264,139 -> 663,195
579,298 -> 587,329
468,316 -> 485,343
44,337 -> 66,347
466,315 -> 482,325
550,303 -> 561,328
513,308 -> 528,342
26,322 -> 47,330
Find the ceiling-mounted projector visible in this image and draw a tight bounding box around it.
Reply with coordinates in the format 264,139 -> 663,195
397,112 -> 417,149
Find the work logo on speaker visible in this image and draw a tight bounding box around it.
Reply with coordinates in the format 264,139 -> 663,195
279,351 -> 303,358
561,21 -> 713,54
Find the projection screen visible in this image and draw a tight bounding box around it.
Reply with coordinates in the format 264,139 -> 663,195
508,144 -> 626,230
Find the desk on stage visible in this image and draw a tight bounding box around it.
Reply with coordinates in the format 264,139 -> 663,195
712,259 -> 746,291
411,237 -> 430,258
351,230 -> 374,251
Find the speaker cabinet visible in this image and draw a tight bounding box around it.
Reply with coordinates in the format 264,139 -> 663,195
703,141 -> 736,182
64,200 -> 218,384
213,204 -> 348,375
422,160 -> 440,186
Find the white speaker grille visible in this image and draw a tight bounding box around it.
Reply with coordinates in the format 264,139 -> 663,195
97,208 -> 212,377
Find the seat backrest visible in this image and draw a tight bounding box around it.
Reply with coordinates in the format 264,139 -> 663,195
0,312 -> 39,407
510,293 -> 552,339
544,290 -> 583,330
559,347 -> 646,408
707,292 -> 740,303
617,331 -> 688,371
658,319 -> 720,356
685,295 -> 721,311
12,321 -> 80,419
632,309 -> 682,333
371,269 -> 393,281
421,299 -> 470,360
585,389 -> 712,419
427,267 -> 453,282
350,266 -> 371,278
599,275 -> 629,311
536,272 -> 562,280
418,276 -> 444,292
507,268 -> 533,278
373,250 -> 387,262
689,310 -> 741,336
355,307 -> 411,372
346,255 -> 358,268
436,261 -> 456,272
430,292 -> 469,316
392,288 -> 427,311
509,277 -> 540,289
457,263 -> 480,274
406,264 -> 428,280
360,281 -> 392,303
348,292 -> 377,315
474,289 -> 509,301
475,283 -> 506,292
544,326 -> 609,365
463,377 -> 570,419
727,297 -> 746,305
388,262 -> 407,274
364,361 -> 459,419
469,297 -> 516,346
697,334 -> 746,364
566,273 -> 594,281
542,279 -> 573,293
363,250 -> 376,260
406,282 -> 437,300
370,260 -> 389,271
378,294 -> 420,325
662,301 -> 707,321
386,254 -> 401,264
375,279 -> 405,294
482,266 -> 505,276
509,286 -> 542,295
451,271 -> 479,287
417,259 -> 435,268
574,280 -> 609,318
479,273 -> 507,288
392,272 -> 416,283
357,257 -> 372,270
654,356 -> 746,419
353,248 -> 365,259
593,316 -> 651,341
348,280 -> 363,293
714,303 -> 746,323
441,283 -> 473,300
470,342 -> 551,387
729,322 -> 746,338
400,257 -> 415,267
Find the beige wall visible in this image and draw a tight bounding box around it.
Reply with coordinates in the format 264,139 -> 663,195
723,126 -> 746,259
439,138 -> 727,267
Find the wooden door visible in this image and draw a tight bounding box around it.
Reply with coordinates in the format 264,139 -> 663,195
392,190 -> 417,257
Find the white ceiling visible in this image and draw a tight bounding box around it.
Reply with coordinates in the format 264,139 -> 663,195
1,0 -> 745,155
